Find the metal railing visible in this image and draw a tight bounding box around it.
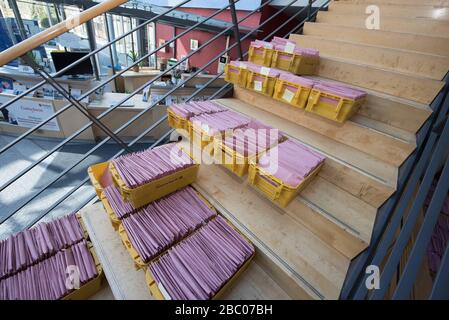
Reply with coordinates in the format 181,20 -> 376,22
1,0 -> 448,300
348,77 -> 449,300
0,1 -> 324,230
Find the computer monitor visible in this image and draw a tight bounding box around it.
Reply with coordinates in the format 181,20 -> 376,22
51,51 -> 94,77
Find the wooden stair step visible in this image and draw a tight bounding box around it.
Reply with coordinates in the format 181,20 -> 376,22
303,75 -> 432,143
316,11 -> 449,37
289,34 -> 449,80
328,2 -> 449,20
215,96 -> 395,242
317,57 -> 444,105
302,22 -> 449,57
229,88 -> 414,187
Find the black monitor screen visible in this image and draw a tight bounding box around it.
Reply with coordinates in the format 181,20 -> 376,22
51,51 -> 94,76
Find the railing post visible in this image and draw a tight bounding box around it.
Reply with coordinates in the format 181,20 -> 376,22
8,0 -> 27,41
20,54 -> 133,154
307,0 -> 313,21
228,0 -> 243,60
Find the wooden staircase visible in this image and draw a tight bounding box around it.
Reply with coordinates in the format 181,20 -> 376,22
189,0 -> 448,300
82,0 -> 449,300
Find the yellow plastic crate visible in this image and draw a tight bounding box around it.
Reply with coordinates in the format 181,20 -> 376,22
248,159 -> 324,208
305,88 -> 365,123
246,70 -> 278,97
273,78 -> 313,109
271,50 -> 319,75
188,121 -> 218,156
109,157 -> 199,209
213,139 -> 254,177
224,63 -> 248,87
118,188 -> 217,270
145,216 -> 255,300
118,223 -> 147,270
87,161 -> 110,199
248,45 -> 274,67
99,194 -> 121,231
167,108 -> 189,131
62,242 -> 104,300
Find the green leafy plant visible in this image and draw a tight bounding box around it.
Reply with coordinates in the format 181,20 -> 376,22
127,50 -> 140,72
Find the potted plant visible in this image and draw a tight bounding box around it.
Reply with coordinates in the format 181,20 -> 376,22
128,50 -> 140,72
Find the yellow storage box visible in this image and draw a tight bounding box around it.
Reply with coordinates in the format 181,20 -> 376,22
271,49 -> 319,75
247,140 -> 325,208
224,62 -> 249,87
305,82 -> 367,123
213,121 -> 284,177
167,107 -> 189,131
63,242 -> 104,300
87,161 -> 111,199
99,194 -> 121,231
109,146 -> 199,208
248,40 -> 274,66
273,74 -> 315,109
246,66 -> 281,97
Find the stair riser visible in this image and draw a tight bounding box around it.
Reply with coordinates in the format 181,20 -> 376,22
316,12 -> 449,36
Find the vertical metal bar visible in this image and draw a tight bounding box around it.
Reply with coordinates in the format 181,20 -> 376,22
105,13 -> 120,67
53,2 -> 61,23
370,115 -> 449,300
393,153 -> 449,299
307,0 -> 313,20
85,9 -> 101,80
45,3 -> 54,27
8,0 -> 27,41
21,54 -> 132,153
104,13 -> 118,91
228,0 -> 243,60
430,234 -> 449,299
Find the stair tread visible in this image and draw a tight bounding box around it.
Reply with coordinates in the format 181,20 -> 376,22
316,56 -> 444,105
228,89 -> 414,167
302,22 -> 449,57
329,2 -> 449,20
289,34 -> 449,80
316,11 -> 449,37
222,91 -> 404,186
306,75 -> 432,134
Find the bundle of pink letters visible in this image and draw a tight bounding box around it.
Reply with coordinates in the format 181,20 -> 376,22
0,213 -> 98,300
258,139 -> 326,188
149,216 -> 254,300
112,143 -> 195,189
121,186 -> 217,262
168,101 -> 227,119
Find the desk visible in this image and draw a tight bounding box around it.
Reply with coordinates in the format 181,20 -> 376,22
181,73 -> 226,88
120,68 -> 163,94
0,66 -> 102,92
87,92 -> 169,141
0,92 -> 94,141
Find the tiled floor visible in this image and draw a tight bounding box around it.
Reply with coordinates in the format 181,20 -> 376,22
0,134 -> 152,240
